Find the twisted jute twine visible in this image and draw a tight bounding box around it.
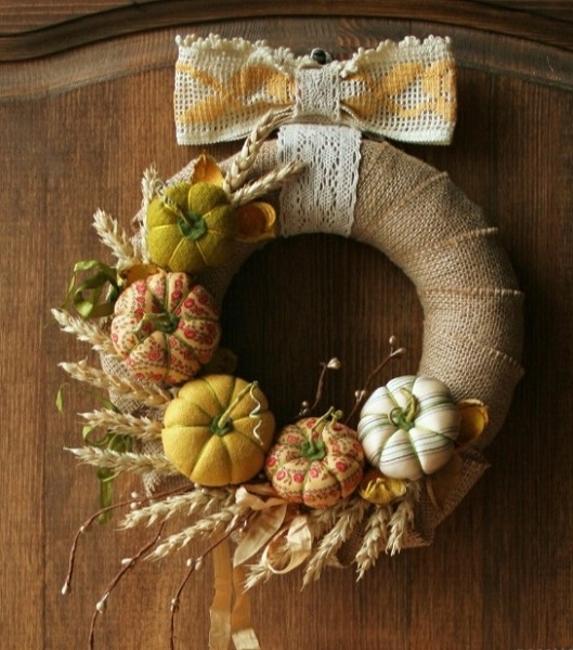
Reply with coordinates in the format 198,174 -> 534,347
102,136 -> 523,548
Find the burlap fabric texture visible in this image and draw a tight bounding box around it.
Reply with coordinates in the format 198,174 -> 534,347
104,136 -> 523,547
197,138 -> 523,545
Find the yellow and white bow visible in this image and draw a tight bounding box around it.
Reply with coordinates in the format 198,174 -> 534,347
175,33 -> 457,146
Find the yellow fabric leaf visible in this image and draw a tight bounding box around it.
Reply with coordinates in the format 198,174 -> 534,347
457,399 -> 489,446
192,153 -> 224,187
359,468 -> 407,505
235,202 -> 277,243
121,263 -> 160,287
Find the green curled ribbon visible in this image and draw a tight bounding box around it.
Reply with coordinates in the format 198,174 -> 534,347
63,259 -> 120,319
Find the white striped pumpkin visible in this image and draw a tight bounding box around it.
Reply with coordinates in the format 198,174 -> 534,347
358,376 -> 460,480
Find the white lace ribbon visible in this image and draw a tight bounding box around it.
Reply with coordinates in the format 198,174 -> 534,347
277,124 -> 362,238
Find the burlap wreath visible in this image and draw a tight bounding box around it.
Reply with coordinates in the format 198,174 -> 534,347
54,35 -> 527,650
137,135 -> 524,546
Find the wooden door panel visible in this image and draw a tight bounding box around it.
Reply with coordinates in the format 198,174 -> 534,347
1,6 -> 572,650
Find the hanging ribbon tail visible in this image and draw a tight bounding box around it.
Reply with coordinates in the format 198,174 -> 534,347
210,539 -> 262,650
210,541 -> 233,650
175,33 -> 456,146
231,564 -> 261,650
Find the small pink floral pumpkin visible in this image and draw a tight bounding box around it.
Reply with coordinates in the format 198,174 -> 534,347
265,415 -> 364,509
111,271 -> 220,385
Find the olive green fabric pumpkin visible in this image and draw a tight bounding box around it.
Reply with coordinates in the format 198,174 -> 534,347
147,181 -> 236,274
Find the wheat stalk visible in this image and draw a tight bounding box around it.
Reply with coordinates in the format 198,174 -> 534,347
92,208 -> 139,268
303,498 -> 369,586
243,502 -> 346,590
229,160 -> 304,207
79,409 -> 163,443
51,308 -> 117,356
244,559 -> 278,592
243,505 -> 342,592
223,111 -> 289,194
66,446 -> 177,476
141,164 -> 164,207
354,505 -> 392,580
59,359 -> 171,408
306,502 -> 345,539
149,504 -> 246,560
386,480 -> 422,556
120,487 -> 234,529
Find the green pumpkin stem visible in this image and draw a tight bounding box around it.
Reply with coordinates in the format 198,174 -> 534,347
140,310 -> 180,335
160,192 -> 208,241
389,390 -> 419,431
177,212 -> 208,241
214,381 -> 258,433
303,406 -> 344,459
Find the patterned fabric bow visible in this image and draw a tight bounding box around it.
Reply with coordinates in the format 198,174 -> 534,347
175,33 -> 456,146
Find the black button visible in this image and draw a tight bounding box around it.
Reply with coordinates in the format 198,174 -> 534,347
310,48 -> 332,65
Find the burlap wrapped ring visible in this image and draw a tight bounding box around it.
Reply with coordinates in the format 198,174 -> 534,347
181,139 -> 524,444
137,137 -> 524,543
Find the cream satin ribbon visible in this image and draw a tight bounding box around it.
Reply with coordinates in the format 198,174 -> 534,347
208,484 -> 315,650
233,485 -> 313,574
210,540 -> 261,650
175,33 -> 457,146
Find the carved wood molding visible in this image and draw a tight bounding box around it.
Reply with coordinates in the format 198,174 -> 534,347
1,18 -> 572,103
0,0 -> 572,62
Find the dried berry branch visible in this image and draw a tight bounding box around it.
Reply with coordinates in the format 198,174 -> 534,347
88,522 -> 166,649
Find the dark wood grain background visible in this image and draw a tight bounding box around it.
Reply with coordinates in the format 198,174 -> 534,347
1,2 -> 572,649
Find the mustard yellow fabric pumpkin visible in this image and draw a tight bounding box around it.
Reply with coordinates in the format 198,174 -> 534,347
147,181 -> 236,274
162,375 -> 275,486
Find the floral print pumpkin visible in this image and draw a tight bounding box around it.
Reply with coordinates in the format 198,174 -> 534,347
111,271 -> 220,385
358,375 -> 461,480
265,411 -> 364,509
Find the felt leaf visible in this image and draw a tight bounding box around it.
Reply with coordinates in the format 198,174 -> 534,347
235,202 -> 277,243
426,451 -> 464,510
233,504 -> 288,567
81,424 -> 97,442
359,468 -> 408,505
63,259 -> 120,319
55,385 -> 66,414
457,399 -> 489,446
121,263 -> 161,287
192,153 -> 224,187
97,473 -> 114,524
